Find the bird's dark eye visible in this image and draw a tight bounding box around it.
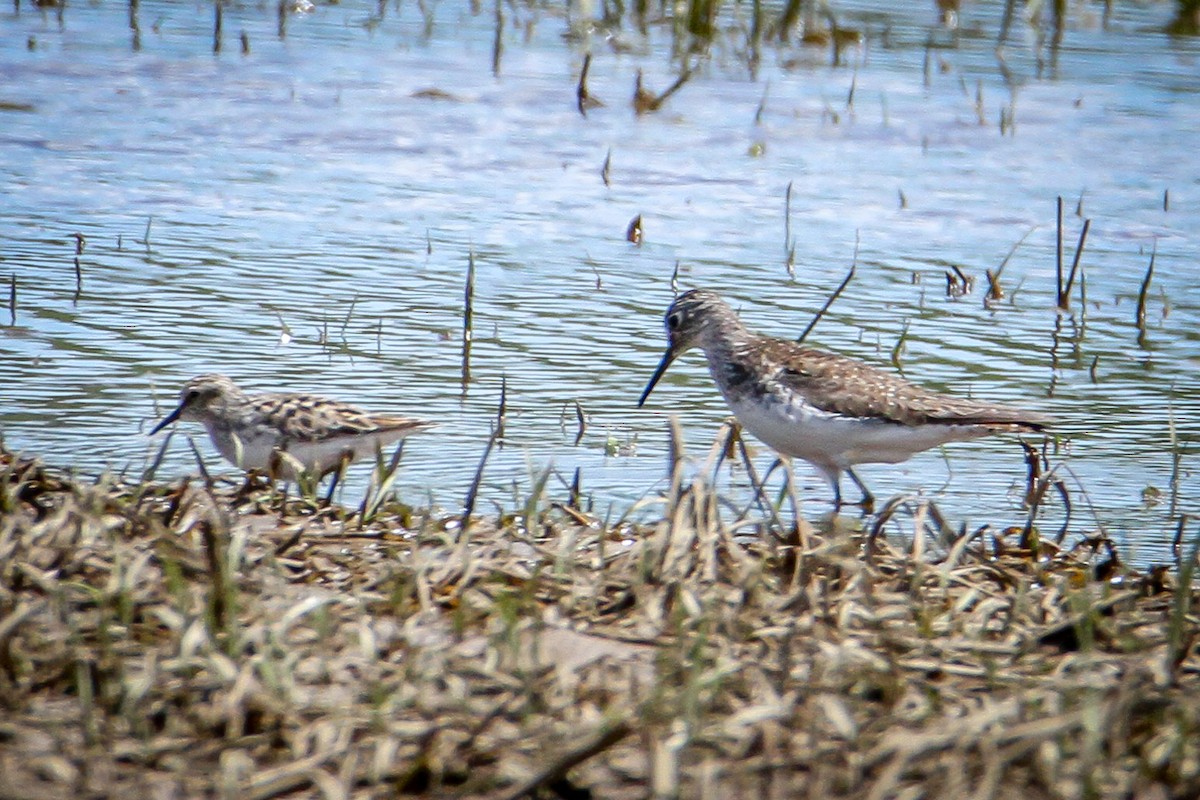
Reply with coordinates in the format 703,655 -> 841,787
184,391 -> 199,404
666,312 -> 683,330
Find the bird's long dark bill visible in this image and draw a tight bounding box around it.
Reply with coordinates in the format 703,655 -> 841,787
637,348 -> 677,407
149,402 -> 186,435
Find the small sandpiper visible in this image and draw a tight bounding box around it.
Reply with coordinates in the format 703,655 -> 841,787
150,374 -> 435,481
637,289 -> 1052,508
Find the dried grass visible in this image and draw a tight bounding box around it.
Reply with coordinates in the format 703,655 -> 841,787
1,442 -> 1198,800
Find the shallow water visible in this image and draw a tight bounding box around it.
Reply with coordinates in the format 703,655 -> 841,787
1,0 -> 1196,561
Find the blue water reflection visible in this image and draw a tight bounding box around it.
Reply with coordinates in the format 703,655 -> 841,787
1,0 -> 1196,561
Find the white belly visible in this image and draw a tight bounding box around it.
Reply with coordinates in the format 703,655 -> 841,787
206,425 -> 401,479
207,426 -> 279,473
728,392 -> 991,472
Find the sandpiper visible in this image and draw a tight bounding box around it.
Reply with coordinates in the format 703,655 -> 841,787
637,289 -> 1052,508
150,374 -> 435,481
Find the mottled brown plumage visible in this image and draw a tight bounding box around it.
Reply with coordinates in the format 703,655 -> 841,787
639,289 -> 1051,506
762,341 -> 1047,429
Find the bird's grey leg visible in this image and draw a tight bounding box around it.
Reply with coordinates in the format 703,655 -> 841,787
821,465 -> 845,510
322,450 -> 354,506
322,468 -> 341,506
846,467 -> 875,514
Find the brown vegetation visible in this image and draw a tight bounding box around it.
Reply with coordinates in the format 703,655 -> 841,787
1,438 -> 1198,799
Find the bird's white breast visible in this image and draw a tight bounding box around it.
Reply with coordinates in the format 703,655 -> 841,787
726,391 -> 992,470
206,425 -> 284,473
205,423 -> 415,479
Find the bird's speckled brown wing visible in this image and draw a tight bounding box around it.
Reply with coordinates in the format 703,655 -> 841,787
764,341 -> 1051,430
252,394 -> 433,441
